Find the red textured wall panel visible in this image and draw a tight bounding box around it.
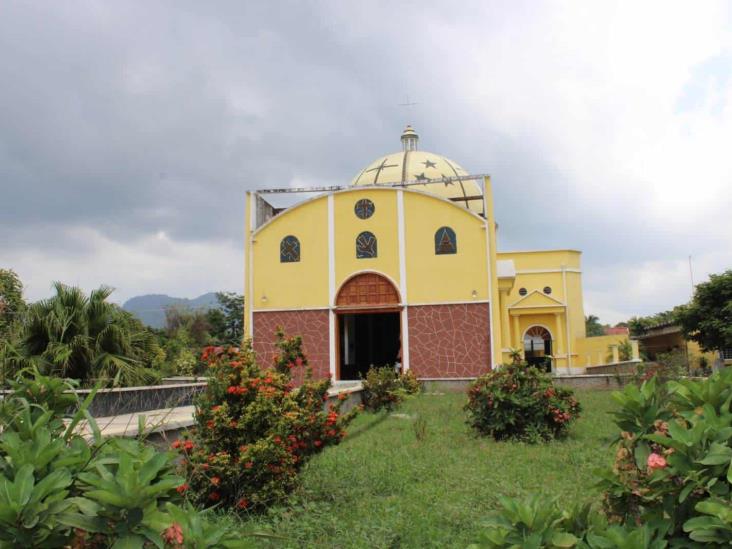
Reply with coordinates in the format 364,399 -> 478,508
407,303 -> 491,378
253,310 -> 330,383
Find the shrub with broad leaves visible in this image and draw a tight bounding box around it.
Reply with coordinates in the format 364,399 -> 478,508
596,368 -> 732,545
176,331 -> 358,512
472,495 -> 669,548
361,366 -> 421,412
465,362 -> 581,443
0,368 -> 259,548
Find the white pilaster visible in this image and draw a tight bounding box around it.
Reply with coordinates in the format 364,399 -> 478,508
328,194 -> 336,378
397,190 -> 410,371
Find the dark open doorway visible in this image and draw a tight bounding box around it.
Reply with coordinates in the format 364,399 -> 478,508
524,326 -> 553,372
338,312 -> 401,380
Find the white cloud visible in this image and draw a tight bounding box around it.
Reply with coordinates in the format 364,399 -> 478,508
1,227 -> 243,304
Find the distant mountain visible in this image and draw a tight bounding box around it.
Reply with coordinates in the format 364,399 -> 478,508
123,292 -> 220,328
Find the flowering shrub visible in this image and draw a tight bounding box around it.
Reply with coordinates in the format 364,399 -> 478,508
597,369 -> 732,544
177,331 -> 358,512
361,366 -> 421,412
465,362 -> 581,442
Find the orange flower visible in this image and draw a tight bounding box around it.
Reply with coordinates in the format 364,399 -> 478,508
175,483 -> 188,494
162,522 -> 184,545
211,476 -> 221,486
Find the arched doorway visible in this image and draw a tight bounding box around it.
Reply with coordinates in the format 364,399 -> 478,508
335,272 -> 402,380
523,325 -> 552,372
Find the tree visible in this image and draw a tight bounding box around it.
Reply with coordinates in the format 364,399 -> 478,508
20,283 -> 159,385
164,306 -> 211,346
676,269 -> 732,353
585,315 -> 605,337
209,292 -> 244,345
0,269 -> 25,340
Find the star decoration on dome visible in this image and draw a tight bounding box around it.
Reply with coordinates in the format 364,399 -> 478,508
415,172 -> 428,181
441,173 -> 454,186
421,159 -> 437,169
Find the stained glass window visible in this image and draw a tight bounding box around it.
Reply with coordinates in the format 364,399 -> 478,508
280,235 -> 300,263
434,226 -> 457,255
356,231 -> 377,259
354,198 -> 375,219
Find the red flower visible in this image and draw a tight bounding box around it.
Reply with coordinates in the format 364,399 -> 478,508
237,498 -> 249,509
295,356 -> 303,367
206,420 -> 215,429
227,386 -> 238,394
171,440 -> 181,449
162,522 -> 184,546
245,461 -> 253,469
209,491 -> 221,501
183,440 -> 194,451
175,483 -> 188,494
314,440 -> 322,447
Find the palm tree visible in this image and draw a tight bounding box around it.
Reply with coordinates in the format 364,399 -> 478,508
20,283 -> 159,386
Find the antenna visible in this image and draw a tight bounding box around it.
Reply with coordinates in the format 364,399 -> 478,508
688,255 -> 695,298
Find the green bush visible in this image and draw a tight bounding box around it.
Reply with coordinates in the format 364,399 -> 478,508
465,362 -> 581,442
176,332 -> 358,512
0,368 -> 258,547
472,495 -> 669,548
597,367 -> 732,545
361,366 -> 421,412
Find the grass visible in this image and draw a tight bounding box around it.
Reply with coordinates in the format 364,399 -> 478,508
245,389 -> 620,548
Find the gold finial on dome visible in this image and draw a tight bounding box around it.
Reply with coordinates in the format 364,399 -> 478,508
400,125 -> 419,152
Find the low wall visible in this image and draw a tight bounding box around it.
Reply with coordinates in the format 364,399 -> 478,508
421,378 -> 474,393
553,374 -> 633,390
585,360 -> 642,376
78,383 -> 207,417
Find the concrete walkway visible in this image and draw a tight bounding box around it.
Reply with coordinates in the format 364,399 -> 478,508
77,405 -> 196,440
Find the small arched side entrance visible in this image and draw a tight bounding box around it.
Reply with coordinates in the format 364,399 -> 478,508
523,325 -> 553,372
335,272 -> 402,380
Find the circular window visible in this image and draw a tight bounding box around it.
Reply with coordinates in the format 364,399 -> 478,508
518,287 -> 527,296
543,286 -> 552,295
354,199 -> 375,219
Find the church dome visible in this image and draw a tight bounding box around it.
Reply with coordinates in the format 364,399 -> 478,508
351,125 -> 484,215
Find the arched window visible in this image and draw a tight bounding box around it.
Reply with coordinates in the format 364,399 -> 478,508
280,235 -> 300,263
434,226 -> 457,255
356,231 -> 377,258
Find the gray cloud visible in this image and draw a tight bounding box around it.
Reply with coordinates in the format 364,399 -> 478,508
1,1 -> 731,322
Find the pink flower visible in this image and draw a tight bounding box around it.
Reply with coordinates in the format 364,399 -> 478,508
647,453 -> 667,471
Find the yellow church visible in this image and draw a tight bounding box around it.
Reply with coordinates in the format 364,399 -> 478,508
244,126 -> 619,381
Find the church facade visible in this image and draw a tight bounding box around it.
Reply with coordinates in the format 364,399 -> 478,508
244,126 -> 606,381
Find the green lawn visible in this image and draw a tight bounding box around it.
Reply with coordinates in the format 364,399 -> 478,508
248,389 -> 619,548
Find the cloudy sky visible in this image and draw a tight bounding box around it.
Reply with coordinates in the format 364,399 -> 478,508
1,1 -> 731,324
